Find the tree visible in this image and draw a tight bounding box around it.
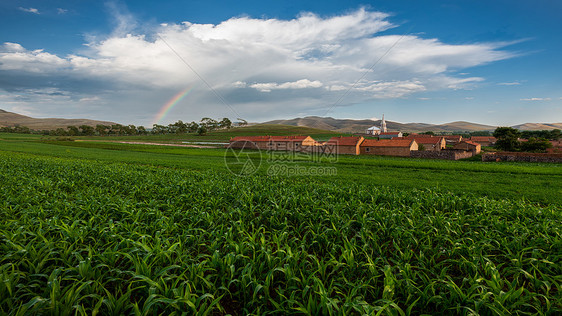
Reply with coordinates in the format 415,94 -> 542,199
137,126 -> 147,135
95,125 -> 108,136
79,125 -> 95,136
51,128 -> 67,136
200,117 -> 219,131
124,125 -> 137,135
67,126 -> 79,136
172,120 -> 188,134
219,118 -> 232,129
421,131 -> 435,136
187,122 -> 199,133
237,118 -> 248,127
197,125 -> 207,136
418,144 -> 425,151
470,131 -> 492,137
110,124 -> 123,135
151,124 -> 167,134
520,138 -> 553,153
493,127 -> 521,151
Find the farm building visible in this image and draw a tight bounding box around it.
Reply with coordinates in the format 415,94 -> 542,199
324,136 -> 365,155
378,132 -> 403,139
470,136 -> 497,146
360,139 -> 418,157
229,136 -> 316,151
453,140 -> 481,154
398,135 -> 446,151
416,137 -> 446,151
443,135 -> 463,144
365,126 -> 381,135
228,136 -> 270,149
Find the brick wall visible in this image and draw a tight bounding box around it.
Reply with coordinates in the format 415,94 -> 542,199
410,150 -> 474,160
337,145 -> 360,155
482,152 -> 562,163
360,146 -> 411,157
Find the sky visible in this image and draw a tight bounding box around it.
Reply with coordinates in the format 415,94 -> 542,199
1,0 -> 561,127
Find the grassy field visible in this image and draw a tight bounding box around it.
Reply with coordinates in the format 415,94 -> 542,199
1,133 -> 561,314
1,133 -> 561,205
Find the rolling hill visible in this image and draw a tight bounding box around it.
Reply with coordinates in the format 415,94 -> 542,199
266,116 -> 436,133
266,116 -> 561,133
0,109 -> 117,130
1,108 -> 560,133
511,123 -> 562,130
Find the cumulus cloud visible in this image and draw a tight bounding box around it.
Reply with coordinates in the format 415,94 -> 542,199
250,79 -> 323,92
520,97 -> 551,101
18,7 -> 39,14
0,8 -> 517,124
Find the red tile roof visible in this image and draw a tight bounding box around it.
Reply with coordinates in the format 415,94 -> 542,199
395,136 -> 443,144
461,140 -> 479,146
443,135 -> 462,140
325,136 -> 363,146
360,139 -> 414,147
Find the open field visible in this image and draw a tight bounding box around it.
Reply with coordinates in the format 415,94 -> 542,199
1,133 -> 561,314
1,133 -> 561,205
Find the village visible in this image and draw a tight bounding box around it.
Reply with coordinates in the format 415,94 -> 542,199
229,115 -> 490,160
229,115 -> 562,162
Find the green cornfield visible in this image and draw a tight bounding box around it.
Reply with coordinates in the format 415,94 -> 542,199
1,149 -> 561,314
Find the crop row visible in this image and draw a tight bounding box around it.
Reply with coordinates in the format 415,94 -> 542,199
0,152 -> 561,314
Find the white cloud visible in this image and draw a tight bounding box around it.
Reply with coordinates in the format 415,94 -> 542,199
0,43 -> 69,72
57,8 -> 68,15
520,98 -> 551,101
353,80 -> 426,98
79,96 -> 101,102
250,79 -> 323,92
498,82 -> 521,86
0,8 -> 518,124
465,97 -> 474,100
2,42 -> 25,52
18,7 -> 39,14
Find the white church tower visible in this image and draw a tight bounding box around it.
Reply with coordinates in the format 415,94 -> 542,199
380,114 -> 387,133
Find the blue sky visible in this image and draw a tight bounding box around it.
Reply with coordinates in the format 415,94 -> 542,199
1,0 -> 561,126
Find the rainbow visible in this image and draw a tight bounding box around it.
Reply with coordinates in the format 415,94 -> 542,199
152,86 -> 193,126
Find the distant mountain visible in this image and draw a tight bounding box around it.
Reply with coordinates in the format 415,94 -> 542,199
0,109 -> 117,130
266,116 -> 434,133
264,116 -> 561,133
431,121 -> 496,132
511,123 -> 562,131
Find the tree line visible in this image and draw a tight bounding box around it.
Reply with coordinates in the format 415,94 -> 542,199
493,127 -> 560,152
0,117 -> 247,136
